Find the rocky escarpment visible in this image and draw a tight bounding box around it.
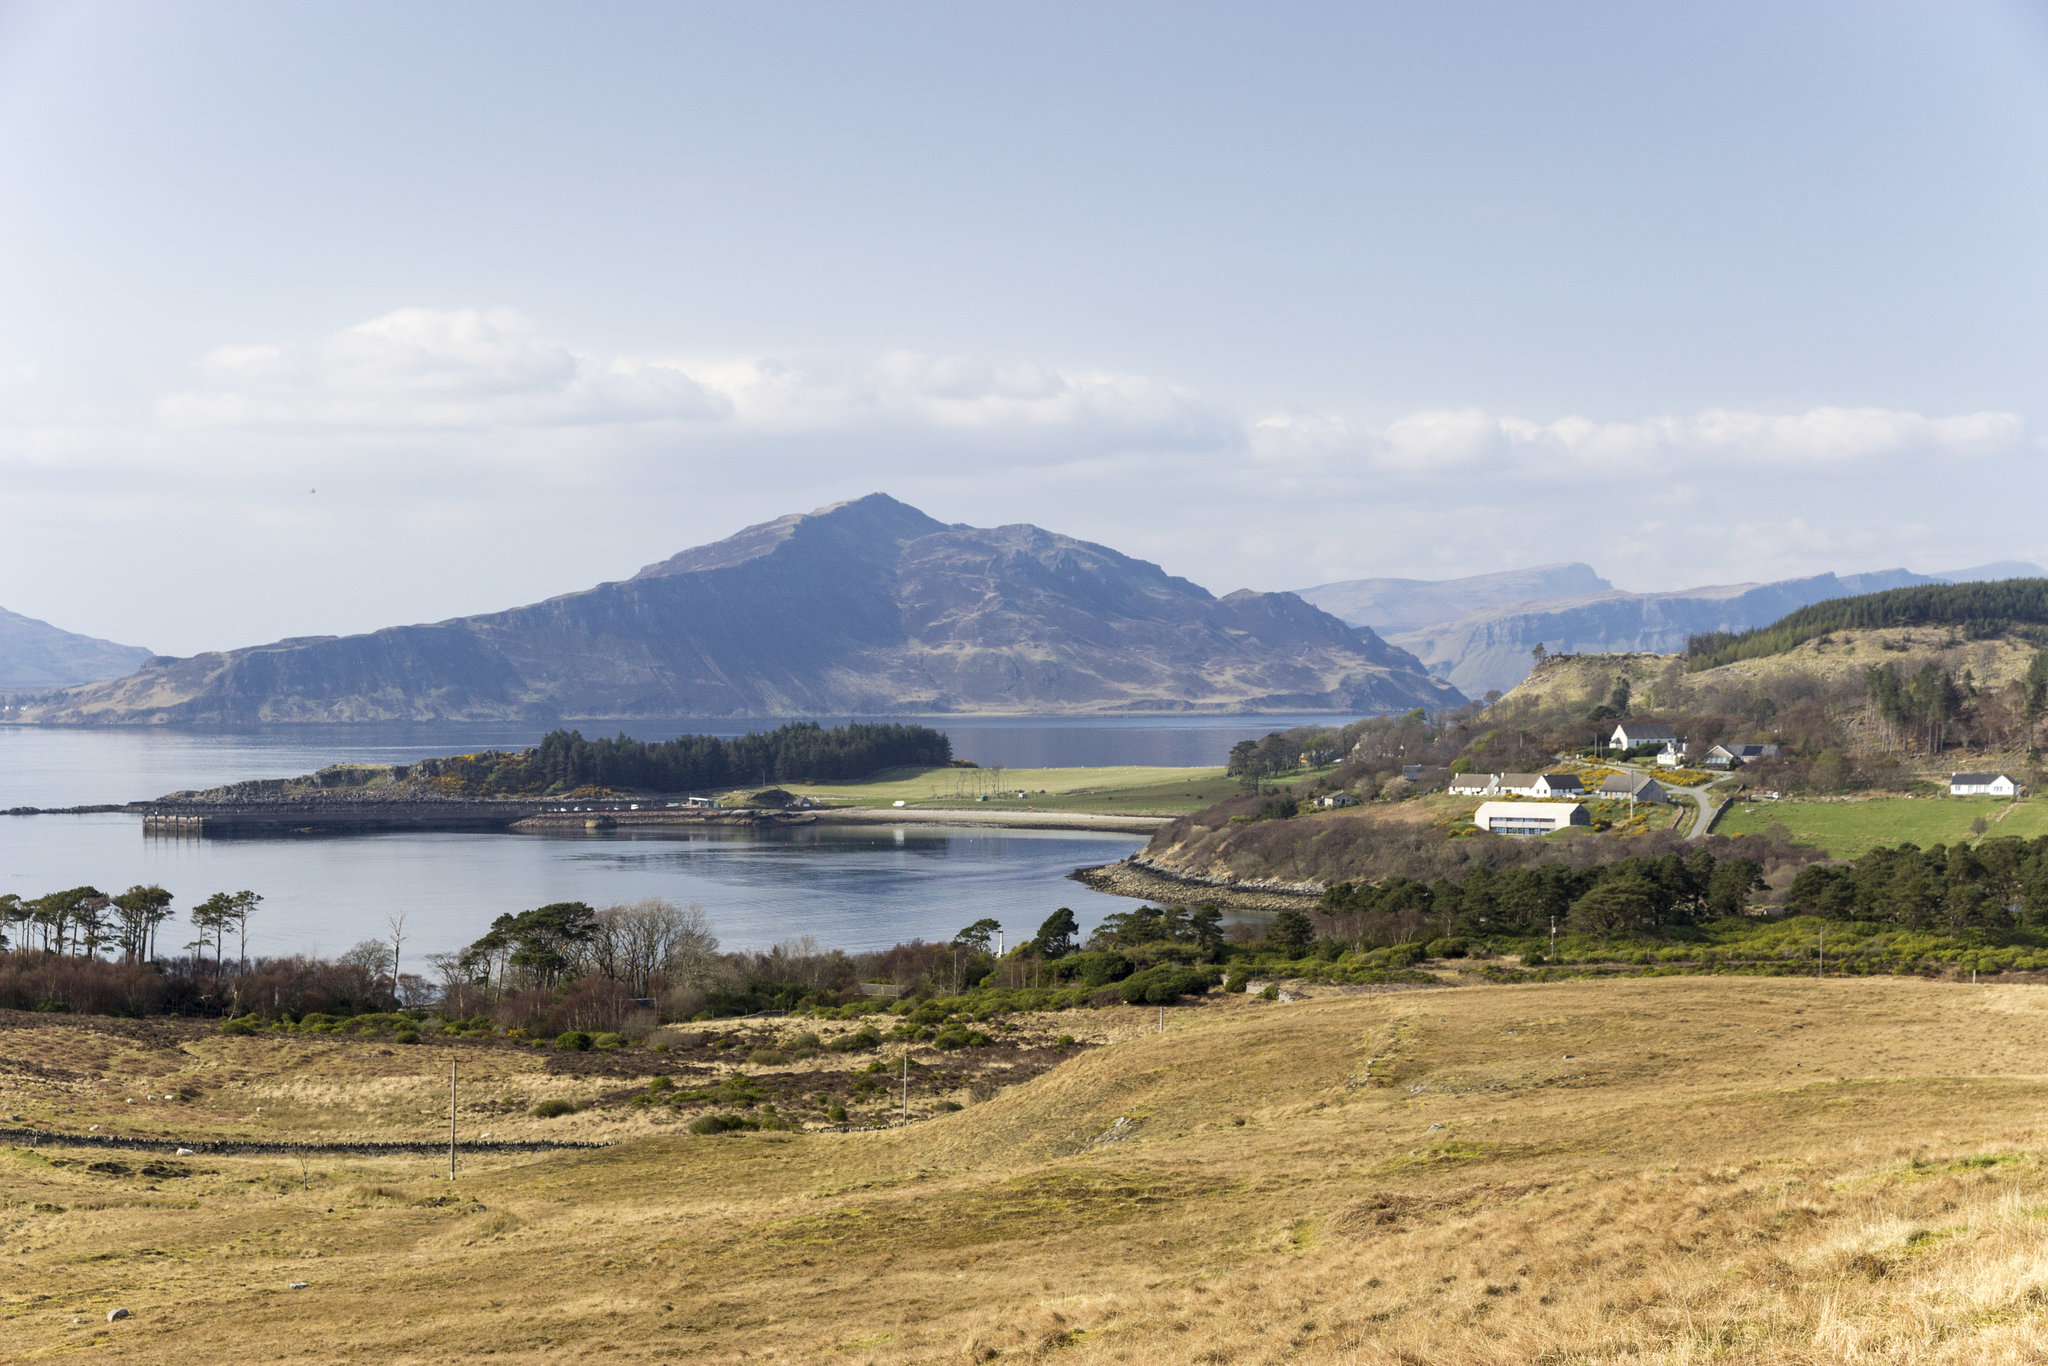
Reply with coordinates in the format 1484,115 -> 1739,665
22,495 -> 1465,724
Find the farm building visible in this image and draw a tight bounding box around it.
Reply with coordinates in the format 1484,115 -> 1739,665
1474,801 -> 1589,835
1950,773 -> 2020,797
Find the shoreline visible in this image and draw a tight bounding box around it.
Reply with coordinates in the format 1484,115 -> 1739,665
809,806 -> 1170,835
1071,856 -> 1324,912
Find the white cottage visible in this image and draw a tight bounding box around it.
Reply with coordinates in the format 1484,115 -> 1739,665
1950,773 -> 2020,797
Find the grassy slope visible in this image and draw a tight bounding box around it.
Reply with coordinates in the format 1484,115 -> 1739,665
782,765 -> 1237,816
11,978 -> 2048,1362
1719,795 -> 2048,859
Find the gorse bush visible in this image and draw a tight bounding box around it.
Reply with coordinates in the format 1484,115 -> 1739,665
554,1031 -> 593,1051
532,1099 -> 579,1118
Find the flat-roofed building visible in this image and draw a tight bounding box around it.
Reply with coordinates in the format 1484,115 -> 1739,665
1474,801 -> 1589,835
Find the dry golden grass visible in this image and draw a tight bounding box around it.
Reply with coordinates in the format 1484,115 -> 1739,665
9,977 -> 2048,1362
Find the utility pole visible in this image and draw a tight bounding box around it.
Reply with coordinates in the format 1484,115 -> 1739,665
448,1061 -> 457,1181
1548,915 -> 1557,959
1818,925 -> 1824,979
900,1051 -> 909,1124
1159,1005 -> 1165,1034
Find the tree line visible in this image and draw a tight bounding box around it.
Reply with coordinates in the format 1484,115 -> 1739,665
413,721 -> 954,795
0,885 -> 263,965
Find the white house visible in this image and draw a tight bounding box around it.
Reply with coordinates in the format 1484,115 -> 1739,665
1530,773 -> 1585,799
1610,722 -> 1679,751
1702,743 -> 1780,769
1655,741 -> 1688,768
1474,801 -> 1589,835
1448,771 -> 1500,796
1597,772 -> 1669,804
1495,772 -> 1542,796
1950,773 -> 2020,797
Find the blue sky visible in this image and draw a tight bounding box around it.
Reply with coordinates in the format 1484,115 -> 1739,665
2,1 -> 2045,654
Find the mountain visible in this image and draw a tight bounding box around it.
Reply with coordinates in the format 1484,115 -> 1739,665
0,607 -> 153,690
1295,563 -> 1611,634
18,495 -> 1463,724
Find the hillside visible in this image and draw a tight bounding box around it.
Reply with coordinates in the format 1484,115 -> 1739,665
0,606 -> 151,689
16,495 -> 1462,724
1508,627 -> 2044,710
1377,570 -> 1939,697
9,979 -> 2048,1362
1303,563 -> 2046,698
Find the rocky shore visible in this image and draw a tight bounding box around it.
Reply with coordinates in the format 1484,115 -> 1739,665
1071,854 -> 1324,912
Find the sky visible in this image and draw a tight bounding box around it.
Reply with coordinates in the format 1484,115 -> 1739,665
2,0 -> 2046,657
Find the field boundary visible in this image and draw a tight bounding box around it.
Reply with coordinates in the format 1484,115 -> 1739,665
0,1127 -> 609,1156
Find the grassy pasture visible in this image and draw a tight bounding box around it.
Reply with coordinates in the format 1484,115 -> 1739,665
780,764 -> 1236,815
1719,795 -> 2048,859
10,977 -> 2048,1362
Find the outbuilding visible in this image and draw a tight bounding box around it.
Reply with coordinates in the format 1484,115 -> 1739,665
1474,801 -> 1589,835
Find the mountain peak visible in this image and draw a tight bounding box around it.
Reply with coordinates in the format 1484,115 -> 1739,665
630,492 -> 950,580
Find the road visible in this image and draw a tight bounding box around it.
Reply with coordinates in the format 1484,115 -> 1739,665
1576,755 -> 1729,841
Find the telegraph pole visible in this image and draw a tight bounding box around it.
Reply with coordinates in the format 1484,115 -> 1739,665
448,1061 -> 457,1181
900,1050 -> 909,1124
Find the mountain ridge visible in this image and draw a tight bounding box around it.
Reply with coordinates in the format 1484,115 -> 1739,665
18,494 -> 1463,724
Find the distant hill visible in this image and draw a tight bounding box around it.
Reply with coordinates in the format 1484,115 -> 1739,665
1686,578 -> 2048,670
19,494 -> 1463,724
1295,563 -> 1611,634
1302,560 -> 2046,698
0,607 -> 152,689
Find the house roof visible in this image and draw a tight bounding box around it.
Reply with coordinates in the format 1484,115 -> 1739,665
1950,773 -> 2012,785
1448,772 -> 1494,788
1597,773 -> 1663,795
1499,773 -> 1539,787
1614,723 -> 1677,740
1538,772 -> 1584,786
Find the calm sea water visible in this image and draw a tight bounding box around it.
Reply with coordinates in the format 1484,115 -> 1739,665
0,716 -> 1338,961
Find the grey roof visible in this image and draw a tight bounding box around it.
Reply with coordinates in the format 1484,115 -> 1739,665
1499,773 -> 1539,787
1538,772 -> 1583,785
1614,723 -> 1677,739
1950,773 -> 2011,785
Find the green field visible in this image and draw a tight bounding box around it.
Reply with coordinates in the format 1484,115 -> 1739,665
777,764 -> 1238,815
1717,794 -> 2048,858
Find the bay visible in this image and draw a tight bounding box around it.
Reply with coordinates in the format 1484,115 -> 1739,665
0,714 -> 1337,961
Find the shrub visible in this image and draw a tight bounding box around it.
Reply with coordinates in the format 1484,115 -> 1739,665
825,1102 -> 848,1123
933,1024 -> 992,1050
1224,973 -> 1249,994
593,1033 -> 626,1050
933,1099 -> 964,1113
1424,938 -> 1469,959
688,1113 -> 755,1135
554,1031 -> 593,1052
394,1029 -> 421,1045
1258,984 -> 1280,1001
1055,1034 -> 1077,1046
532,1098 -> 579,1119
747,1048 -> 790,1066
647,1075 -> 674,1093
220,1017 -> 260,1036
1115,964 -> 1220,1005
